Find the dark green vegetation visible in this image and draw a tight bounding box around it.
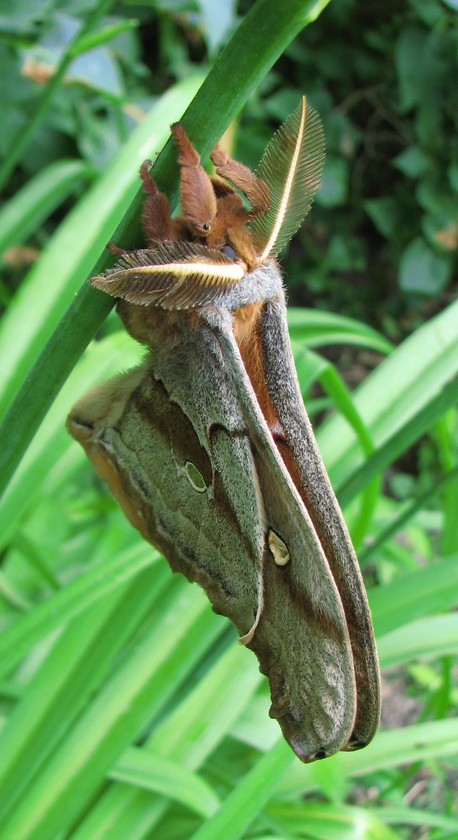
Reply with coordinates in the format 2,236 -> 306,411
0,1 -> 457,837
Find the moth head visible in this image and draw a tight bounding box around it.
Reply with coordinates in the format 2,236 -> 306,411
91,98 -> 325,310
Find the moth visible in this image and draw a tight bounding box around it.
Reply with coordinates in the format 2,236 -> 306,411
68,97 -> 380,762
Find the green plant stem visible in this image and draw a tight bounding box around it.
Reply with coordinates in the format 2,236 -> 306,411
0,0 -> 332,500
0,0 -> 114,192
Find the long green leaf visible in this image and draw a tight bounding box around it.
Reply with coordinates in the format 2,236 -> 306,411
0,582 -> 221,840
110,749 -> 221,819
369,554 -> 458,636
190,740 -> 293,840
0,160 -> 88,261
72,641 -> 261,839
318,300 -> 458,488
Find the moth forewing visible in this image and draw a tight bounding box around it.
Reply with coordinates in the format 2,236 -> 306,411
257,295 -> 381,750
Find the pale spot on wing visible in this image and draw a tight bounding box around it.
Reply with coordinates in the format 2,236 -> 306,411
268,529 -> 290,566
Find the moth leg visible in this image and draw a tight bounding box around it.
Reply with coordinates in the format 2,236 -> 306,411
210,145 -> 270,218
107,242 -> 129,256
139,158 -> 157,194
171,123 -> 217,238
139,160 -> 177,246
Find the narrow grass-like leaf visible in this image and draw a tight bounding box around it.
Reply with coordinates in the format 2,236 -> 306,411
0,570 -> 31,611
0,544 -> 157,680
378,614 -> 458,668
0,76 -> 202,420
277,718 -> 458,798
317,361 -> 380,546
111,748 -> 221,818
288,308 -> 393,354
0,331 -> 142,551
73,642 -> 261,839
360,469 -> 458,564
0,582 -> 222,840
379,806 -> 458,833
0,568 -> 163,823
71,19 -> 139,56
266,801 -> 400,840
0,160 -> 89,261
318,299 -> 458,487
339,374 -> 458,505
189,740 -> 293,840
369,554 -> 458,636
0,0 -> 114,192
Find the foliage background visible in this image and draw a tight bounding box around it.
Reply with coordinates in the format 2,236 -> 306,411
0,0 -> 457,838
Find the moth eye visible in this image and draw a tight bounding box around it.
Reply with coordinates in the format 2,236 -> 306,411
267,529 -> 290,566
184,460 -> 207,493
222,244 -> 237,260
202,222 -> 210,232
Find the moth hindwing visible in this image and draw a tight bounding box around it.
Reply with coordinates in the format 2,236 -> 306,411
68,98 -> 380,762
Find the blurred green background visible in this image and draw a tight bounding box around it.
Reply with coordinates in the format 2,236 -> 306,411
0,1 -> 457,838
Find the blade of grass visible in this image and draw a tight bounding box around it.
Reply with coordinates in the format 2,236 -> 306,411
275,718 -> 458,798
318,362 -> 381,548
339,374 -> 458,506
0,567 -> 165,822
0,332 -> 142,552
368,553 -> 458,636
0,74 -> 203,423
360,469 -> 458,565
110,748 -> 221,819
73,641 -> 261,839
287,307 -> 393,355
266,801 -> 400,840
0,543 -> 158,680
378,614 -> 458,668
377,805 -> 458,833
0,160 -> 89,261
0,581 -> 222,840
318,299 -> 458,488
189,740 -> 293,840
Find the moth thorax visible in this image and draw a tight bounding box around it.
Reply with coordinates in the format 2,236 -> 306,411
268,529 -> 290,566
184,460 -> 207,493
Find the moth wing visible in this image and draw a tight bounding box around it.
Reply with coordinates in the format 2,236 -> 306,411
68,311 -> 357,762
208,318 -> 359,760
256,294 -> 381,750
90,242 -> 247,309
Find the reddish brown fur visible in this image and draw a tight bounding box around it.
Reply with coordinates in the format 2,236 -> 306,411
234,303 -> 283,436
171,123 -> 217,237
139,125 -> 270,269
211,145 -> 270,217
